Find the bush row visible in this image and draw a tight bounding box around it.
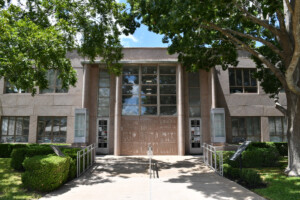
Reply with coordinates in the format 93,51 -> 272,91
22,155 -> 70,192
0,143 -> 70,158
247,142 -> 288,156
223,164 -> 264,188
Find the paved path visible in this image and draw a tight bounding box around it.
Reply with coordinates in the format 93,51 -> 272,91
40,156 -> 265,200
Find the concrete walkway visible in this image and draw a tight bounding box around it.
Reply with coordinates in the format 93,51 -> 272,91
40,156 -> 265,200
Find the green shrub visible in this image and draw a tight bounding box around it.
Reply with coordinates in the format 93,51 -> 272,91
61,148 -> 81,180
22,155 -> 70,192
242,147 -> 279,167
239,168 -> 263,187
274,142 -> 288,156
223,164 -> 240,179
10,145 -> 53,170
222,151 -> 240,168
0,144 -> 12,158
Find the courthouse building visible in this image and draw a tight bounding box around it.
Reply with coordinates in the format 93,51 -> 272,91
0,48 -> 287,155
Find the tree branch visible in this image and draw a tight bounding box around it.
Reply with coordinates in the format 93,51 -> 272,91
224,27 -> 285,59
236,5 -> 281,38
205,23 -> 287,87
275,102 -> 287,115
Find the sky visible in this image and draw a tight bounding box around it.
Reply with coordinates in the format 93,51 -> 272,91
118,0 -> 168,47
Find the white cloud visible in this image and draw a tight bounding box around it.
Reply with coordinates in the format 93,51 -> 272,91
120,34 -> 138,47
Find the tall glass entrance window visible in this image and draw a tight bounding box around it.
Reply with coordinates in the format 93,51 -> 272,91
122,65 -> 177,116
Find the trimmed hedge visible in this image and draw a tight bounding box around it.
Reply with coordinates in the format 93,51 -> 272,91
223,164 -> 263,188
22,155 -> 70,192
242,147 -> 279,168
247,142 -> 288,157
10,146 -> 54,171
61,148 -> 81,180
274,142 -> 288,156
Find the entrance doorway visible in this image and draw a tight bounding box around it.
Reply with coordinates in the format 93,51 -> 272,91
97,118 -> 109,154
189,118 -> 202,154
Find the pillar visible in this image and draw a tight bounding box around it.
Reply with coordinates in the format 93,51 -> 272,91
114,75 -> 121,155
177,64 -> 185,155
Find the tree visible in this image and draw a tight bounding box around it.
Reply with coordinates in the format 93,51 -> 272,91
128,0 -> 300,176
0,0 -> 137,94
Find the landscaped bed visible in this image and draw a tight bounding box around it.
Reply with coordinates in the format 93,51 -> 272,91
222,142 -> 300,200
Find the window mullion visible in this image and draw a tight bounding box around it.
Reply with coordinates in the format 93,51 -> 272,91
158,65 -> 160,116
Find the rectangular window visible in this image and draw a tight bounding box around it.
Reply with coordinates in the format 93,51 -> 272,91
122,65 -> 176,116
5,80 -> 29,93
231,117 -> 260,142
37,116 -> 67,143
40,70 -> 68,93
98,69 -> 110,117
229,68 -> 257,93
0,116 -> 29,143
269,117 -> 287,142
188,72 -> 200,117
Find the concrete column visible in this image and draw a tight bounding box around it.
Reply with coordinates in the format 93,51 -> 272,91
261,117 -> 270,142
211,67 -> 216,109
114,75 -> 122,156
28,115 -> 37,143
177,64 -> 185,155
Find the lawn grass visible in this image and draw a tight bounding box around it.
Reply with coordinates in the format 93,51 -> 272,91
0,158 -> 41,200
253,157 -> 300,200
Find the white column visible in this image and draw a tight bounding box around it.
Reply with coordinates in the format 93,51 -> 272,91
177,64 -> 185,155
114,75 -> 121,155
211,67 -> 216,109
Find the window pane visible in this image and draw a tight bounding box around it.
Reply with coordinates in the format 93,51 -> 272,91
142,66 -> 157,74
189,95 -> 200,105
1,136 -> 14,143
100,71 -> 110,78
243,69 -> 250,86
160,85 -> 176,94
246,118 -> 253,135
122,106 -> 139,115
275,117 -> 283,134
8,117 -> 15,136
230,87 -> 243,93
236,69 -> 242,86
123,66 -> 139,75
188,73 -> 199,87
15,117 -> 23,136
1,117 -> 8,136
160,75 -> 176,84
160,66 -> 176,74
270,136 -> 282,142
269,117 -> 276,136
250,70 -> 257,86
15,136 -> 28,142
141,96 -> 157,104
122,95 -> 139,105
99,88 -> 110,97
160,106 -> 177,115
123,75 -> 139,84
98,98 -> 110,106
56,88 -> 68,93
38,121 -> 45,136
53,118 -> 60,136
244,87 -> 257,93
229,69 -> 235,86
141,106 -> 157,115
141,85 -> 157,95
98,107 -> 110,116
142,75 -> 157,84
99,78 -> 110,87
189,107 -> 201,117
23,117 -> 29,129
160,96 -> 176,104
189,88 -> 200,98
239,118 -> 246,135
47,70 -> 56,87
231,118 -> 239,136
122,85 -> 139,95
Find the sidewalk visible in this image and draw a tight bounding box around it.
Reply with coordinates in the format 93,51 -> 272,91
40,156 -> 265,200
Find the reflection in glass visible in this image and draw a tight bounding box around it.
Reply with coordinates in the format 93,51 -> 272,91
160,106 -> 177,115
141,96 -> 157,104
123,75 -> 139,84
99,88 -> 110,97
188,73 -> 199,87
189,107 -> 201,117
160,66 -> 176,74
1,117 -> 8,135
122,106 -> 139,115
99,78 -> 110,87
141,106 -> 157,115
142,75 -> 157,84
160,95 -> 176,104
141,85 -> 157,95
122,95 -> 139,105
98,98 -> 110,106
123,66 -> 139,74
160,85 -> 176,94
98,107 -> 109,116
160,75 -> 176,84
142,66 -> 157,74
122,85 -> 139,95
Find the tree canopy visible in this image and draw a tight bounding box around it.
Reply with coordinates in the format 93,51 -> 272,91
0,0 -> 137,94
129,0 -> 300,100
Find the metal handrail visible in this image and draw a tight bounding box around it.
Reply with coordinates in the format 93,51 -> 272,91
77,143 -> 96,177
203,143 -> 223,176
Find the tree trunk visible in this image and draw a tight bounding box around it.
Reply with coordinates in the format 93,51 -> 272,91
285,91 -> 300,176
